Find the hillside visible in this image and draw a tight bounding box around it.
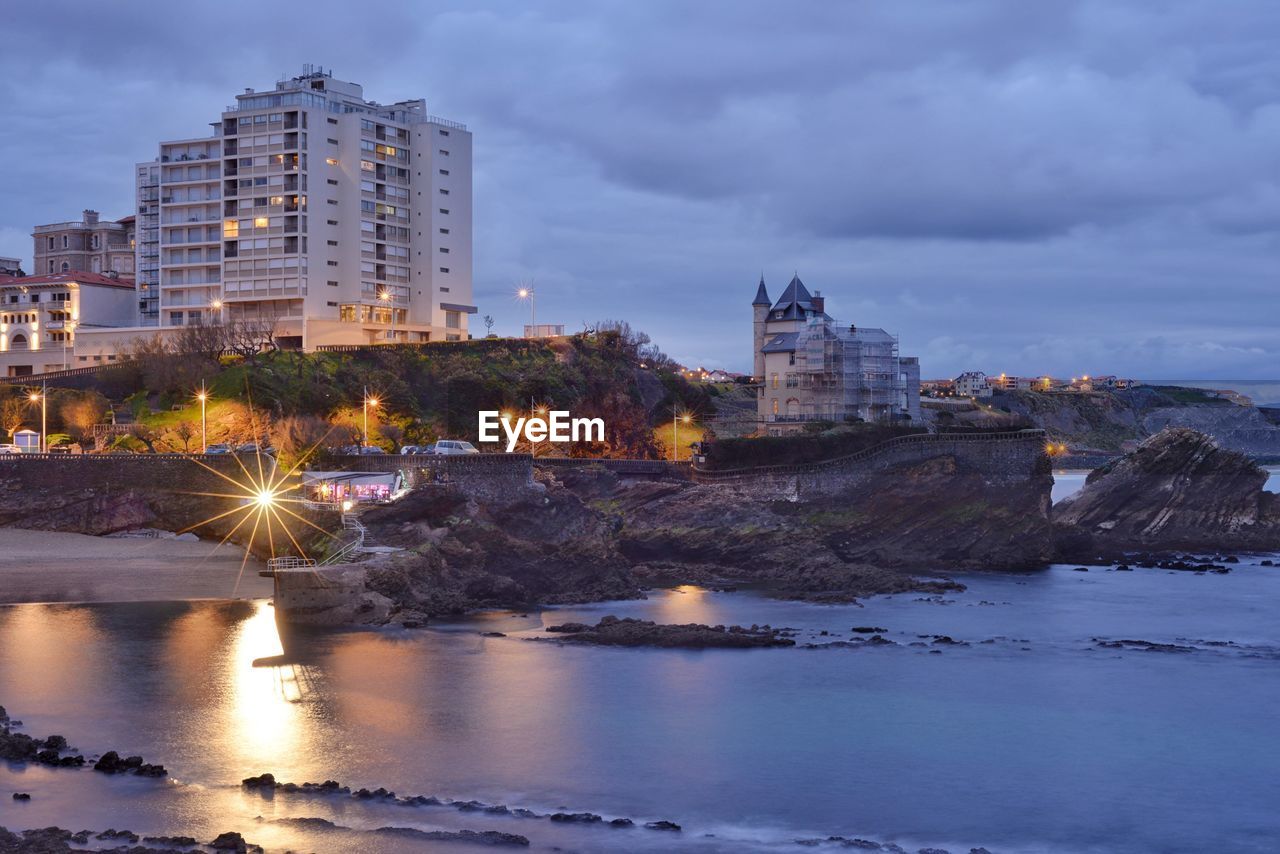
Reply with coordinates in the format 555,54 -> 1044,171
9,333 -> 718,459
990,386 -> 1280,457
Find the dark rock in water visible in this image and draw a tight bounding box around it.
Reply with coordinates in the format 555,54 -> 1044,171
144,835 -> 201,846
1055,428 -> 1280,559
541,615 -> 795,649
96,829 -> 141,842
11,792 -> 30,801
550,812 -> 603,823
918,849 -> 952,854
93,751 -> 125,773
481,631 -> 507,637
1115,564 -> 1132,571
644,820 -> 682,831
374,826 -> 530,846
42,735 -> 67,751
609,818 -> 635,827
135,763 -> 167,777
1073,566 -> 1089,572
797,836 -> 884,849
242,773 -> 276,789
970,848 -> 994,853
354,786 -> 396,800
1096,638 -> 1197,653
851,626 -> 888,633
210,830 -> 260,852
1260,559 -> 1274,566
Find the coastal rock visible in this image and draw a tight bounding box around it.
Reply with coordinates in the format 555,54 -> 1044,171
645,820 -> 682,831
1055,428 -> 1280,558
541,615 -> 795,648
210,830 -> 262,852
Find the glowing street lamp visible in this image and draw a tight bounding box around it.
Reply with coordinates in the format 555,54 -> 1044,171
196,381 -> 209,452
517,286 -> 536,336
211,298 -> 223,324
378,289 -> 395,343
363,385 -> 379,448
673,409 -> 692,462
28,383 -> 46,453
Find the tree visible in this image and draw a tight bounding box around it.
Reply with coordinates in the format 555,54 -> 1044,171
378,422 -> 405,450
127,423 -> 158,453
483,314 -> 495,336
224,318 -> 280,362
271,415 -> 333,469
1,397 -> 26,438
61,393 -> 109,441
158,421 -> 200,453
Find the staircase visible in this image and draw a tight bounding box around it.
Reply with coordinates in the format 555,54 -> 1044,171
318,508 -> 400,565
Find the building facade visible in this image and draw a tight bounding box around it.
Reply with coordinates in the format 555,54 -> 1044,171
0,272 -> 137,376
32,210 -> 135,278
134,65 -> 475,349
0,257 -> 23,277
753,275 -> 920,434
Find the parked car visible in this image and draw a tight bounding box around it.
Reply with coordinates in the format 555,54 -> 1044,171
359,445 -> 384,455
0,444 -> 22,455
399,445 -> 421,455
204,444 -> 233,455
433,439 -> 480,455
235,443 -> 275,456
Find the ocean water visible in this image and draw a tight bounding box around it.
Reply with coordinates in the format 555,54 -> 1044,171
1053,467 -> 1280,504
3,560 -> 1280,854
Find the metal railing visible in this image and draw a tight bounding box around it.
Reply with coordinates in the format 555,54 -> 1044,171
267,556 -> 317,572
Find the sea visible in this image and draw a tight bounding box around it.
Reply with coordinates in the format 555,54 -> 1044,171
2,472 -> 1279,853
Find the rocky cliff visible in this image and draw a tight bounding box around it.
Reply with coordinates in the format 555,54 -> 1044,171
1054,428 -> 1280,559
358,449 -> 1053,617
995,387 -> 1280,457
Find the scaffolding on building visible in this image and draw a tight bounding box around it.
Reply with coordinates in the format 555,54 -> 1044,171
784,315 -> 905,423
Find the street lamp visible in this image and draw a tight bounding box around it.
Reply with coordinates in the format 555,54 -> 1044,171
211,298 -> 223,324
672,410 -> 692,462
378,289 -> 395,343
517,286 -> 536,337
196,381 -> 209,452
363,385 -> 379,448
28,383 -> 46,453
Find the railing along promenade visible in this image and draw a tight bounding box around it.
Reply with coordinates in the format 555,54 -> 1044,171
690,429 -> 1047,482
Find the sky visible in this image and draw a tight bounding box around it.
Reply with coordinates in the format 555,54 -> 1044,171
2,1 -> 1278,379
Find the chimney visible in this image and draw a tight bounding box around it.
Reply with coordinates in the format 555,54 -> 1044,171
83,209 -> 99,225
811,290 -> 824,314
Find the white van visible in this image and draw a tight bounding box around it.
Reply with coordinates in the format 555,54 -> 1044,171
432,440 -> 480,455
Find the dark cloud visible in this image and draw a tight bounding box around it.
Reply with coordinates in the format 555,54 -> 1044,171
1,0 -> 1277,378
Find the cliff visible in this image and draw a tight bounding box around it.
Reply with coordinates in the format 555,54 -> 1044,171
1054,428 -> 1280,558
358,444 -> 1053,616
994,387 -> 1280,457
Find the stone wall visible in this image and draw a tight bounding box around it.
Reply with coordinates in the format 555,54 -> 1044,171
327,452 -> 534,503
692,430 -> 1048,501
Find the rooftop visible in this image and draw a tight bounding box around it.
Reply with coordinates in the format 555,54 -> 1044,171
0,271 -> 136,290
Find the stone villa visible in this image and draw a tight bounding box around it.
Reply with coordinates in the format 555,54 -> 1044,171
753,275 -> 920,434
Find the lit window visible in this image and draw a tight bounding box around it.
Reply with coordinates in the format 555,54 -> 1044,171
326,157 -> 339,166
254,217 -> 269,228
223,220 -> 239,238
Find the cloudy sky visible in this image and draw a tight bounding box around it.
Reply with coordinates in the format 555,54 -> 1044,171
2,1 -> 1278,378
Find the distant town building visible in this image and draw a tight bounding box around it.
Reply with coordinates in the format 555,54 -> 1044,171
32,210 -> 135,278
920,378 -> 956,397
133,65 -> 475,349
0,257 -> 23,277
524,323 -> 565,338
954,371 -> 992,398
0,271 -> 137,376
753,275 -> 920,433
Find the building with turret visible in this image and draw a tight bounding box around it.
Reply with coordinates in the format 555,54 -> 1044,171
752,274 -> 920,435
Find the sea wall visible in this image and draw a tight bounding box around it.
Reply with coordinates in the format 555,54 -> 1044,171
328,453 -> 535,503
693,430 -> 1048,501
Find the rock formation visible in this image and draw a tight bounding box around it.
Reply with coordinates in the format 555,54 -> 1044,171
1054,428 -> 1280,558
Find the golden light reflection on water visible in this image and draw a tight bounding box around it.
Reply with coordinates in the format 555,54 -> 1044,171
652,584 -> 714,623
227,605 -> 303,764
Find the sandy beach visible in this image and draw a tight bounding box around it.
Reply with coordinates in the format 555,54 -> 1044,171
0,528 -> 272,604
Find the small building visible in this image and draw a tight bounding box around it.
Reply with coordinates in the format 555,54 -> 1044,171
0,271 -> 138,376
302,470 -> 407,505
13,429 -> 40,453
0,257 -> 23,277
954,371 -> 992,398
921,379 -> 956,397
524,324 -> 565,338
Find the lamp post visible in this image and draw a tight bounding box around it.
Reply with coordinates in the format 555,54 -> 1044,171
363,386 -> 379,448
517,286 -> 536,337
379,289 -> 395,343
29,383 -> 46,453
197,381 -> 209,452
672,410 -> 691,462
211,299 -> 223,325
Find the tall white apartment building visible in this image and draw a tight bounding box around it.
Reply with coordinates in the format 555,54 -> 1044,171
133,66 -> 475,349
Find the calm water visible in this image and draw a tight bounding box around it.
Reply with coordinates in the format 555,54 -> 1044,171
3,559 -> 1280,853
